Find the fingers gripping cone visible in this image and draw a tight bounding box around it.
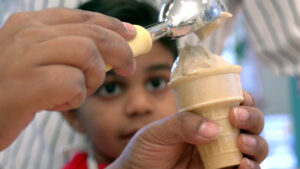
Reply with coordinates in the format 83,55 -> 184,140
196,102 -> 242,169
169,68 -> 244,169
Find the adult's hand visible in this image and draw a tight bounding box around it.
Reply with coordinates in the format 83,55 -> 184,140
0,8 -> 136,150
109,91 -> 268,169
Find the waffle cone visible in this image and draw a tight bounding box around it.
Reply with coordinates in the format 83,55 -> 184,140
169,71 -> 243,169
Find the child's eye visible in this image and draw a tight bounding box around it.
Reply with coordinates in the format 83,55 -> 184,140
98,83 -> 121,97
146,78 -> 167,92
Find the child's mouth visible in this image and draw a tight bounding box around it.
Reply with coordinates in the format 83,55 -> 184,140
119,129 -> 139,142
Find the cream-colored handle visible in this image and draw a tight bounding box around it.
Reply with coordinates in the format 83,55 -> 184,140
106,25 -> 152,71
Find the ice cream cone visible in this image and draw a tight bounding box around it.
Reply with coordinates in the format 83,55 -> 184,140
194,103 -> 242,169
169,71 -> 244,169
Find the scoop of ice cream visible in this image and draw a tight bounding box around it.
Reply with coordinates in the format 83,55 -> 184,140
170,44 -> 241,80
195,12 -> 232,41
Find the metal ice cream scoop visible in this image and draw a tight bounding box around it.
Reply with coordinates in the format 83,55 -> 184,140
147,0 -> 228,41
108,0 -> 228,71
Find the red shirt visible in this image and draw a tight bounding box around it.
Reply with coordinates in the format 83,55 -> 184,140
62,152 -> 108,169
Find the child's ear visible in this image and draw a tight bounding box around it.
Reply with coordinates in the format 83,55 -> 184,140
61,110 -> 86,134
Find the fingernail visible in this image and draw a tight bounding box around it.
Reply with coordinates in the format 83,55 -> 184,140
243,135 -> 257,147
122,22 -> 136,34
247,159 -> 255,169
198,121 -> 222,140
234,108 -> 249,122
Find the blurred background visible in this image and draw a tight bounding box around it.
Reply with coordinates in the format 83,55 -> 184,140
0,0 -> 299,168
221,13 -> 299,169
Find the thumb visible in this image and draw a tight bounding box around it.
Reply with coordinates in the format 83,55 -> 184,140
138,112 -> 222,146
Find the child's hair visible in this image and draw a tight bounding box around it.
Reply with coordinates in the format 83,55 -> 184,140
78,0 -> 178,59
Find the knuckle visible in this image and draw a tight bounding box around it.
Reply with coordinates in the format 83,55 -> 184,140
45,8 -> 69,20
46,8 -> 93,23
78,11 -> 93,21
9,11 -> 32,21
174,113 -> 191,140
77,37 -> 99,60
69,92 -> 85,109
73,89 -> 85,102
85,63 -> 106,96
16,27 -> 39,38
14,27 -> 44,47
85,24 -> 108,44
113,41 -> 133,67
48,8 -> 73,16
69,78 -> 85,100
78,36 -> 95,47
106,17 -> 125,33
175,112 -> 202,140
6,12 -> 34,27
68,8 -> 92,21
175,112 -> 190,128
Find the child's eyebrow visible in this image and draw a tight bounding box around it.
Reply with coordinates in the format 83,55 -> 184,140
146,64 -> 171,72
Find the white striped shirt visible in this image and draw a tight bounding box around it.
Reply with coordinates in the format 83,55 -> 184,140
0,0 -> 299,169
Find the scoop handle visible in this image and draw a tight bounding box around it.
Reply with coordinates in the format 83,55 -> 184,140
106,25 -> 153,71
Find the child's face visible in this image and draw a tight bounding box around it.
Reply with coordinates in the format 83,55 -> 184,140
68,42 -> 177,162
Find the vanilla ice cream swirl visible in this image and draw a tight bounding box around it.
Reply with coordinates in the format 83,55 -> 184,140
170,44 -> 241,82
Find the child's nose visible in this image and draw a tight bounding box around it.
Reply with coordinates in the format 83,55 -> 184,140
124,88 -> 152,117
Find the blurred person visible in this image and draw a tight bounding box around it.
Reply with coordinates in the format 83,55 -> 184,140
1,0 -> 298,168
